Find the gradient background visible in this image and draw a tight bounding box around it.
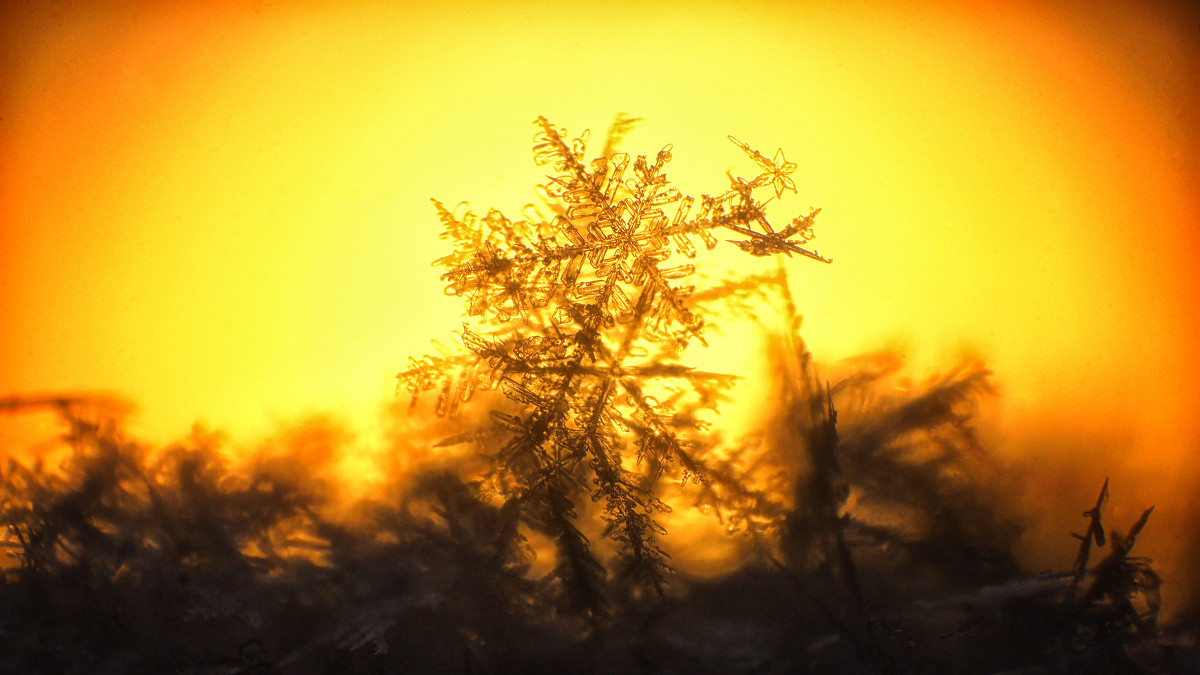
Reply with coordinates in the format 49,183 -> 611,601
2,0 -> 1198,613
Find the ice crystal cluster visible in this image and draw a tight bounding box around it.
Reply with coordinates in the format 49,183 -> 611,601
398,116 -> 829,611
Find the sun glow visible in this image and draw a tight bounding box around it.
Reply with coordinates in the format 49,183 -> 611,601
2,0 -> 1198,614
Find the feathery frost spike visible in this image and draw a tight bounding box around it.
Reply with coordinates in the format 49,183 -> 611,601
398,116 -> 830,605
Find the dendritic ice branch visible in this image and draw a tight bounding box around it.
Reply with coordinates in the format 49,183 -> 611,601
398,116 -> 829,613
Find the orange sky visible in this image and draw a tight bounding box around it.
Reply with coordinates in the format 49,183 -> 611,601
2,0 -> 1198,597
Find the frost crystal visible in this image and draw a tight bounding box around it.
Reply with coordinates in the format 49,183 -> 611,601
399,116 -> 829,611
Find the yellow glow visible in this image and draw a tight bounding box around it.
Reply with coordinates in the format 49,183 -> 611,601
2,0 -> 1197,601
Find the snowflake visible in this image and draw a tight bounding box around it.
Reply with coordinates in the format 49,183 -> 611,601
399,116 -> 830,609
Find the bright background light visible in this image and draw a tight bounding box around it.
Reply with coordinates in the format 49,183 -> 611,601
2,0 -> 1197,603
